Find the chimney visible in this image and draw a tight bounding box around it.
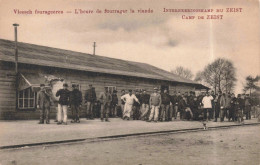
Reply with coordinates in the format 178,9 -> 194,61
93,42 -> 96,55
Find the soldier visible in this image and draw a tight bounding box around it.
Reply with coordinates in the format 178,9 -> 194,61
225,93 -> 232,121
187,91 -> 195,118
147,87 -> 161,122
178,94 -> 187,120
244,94 -> 252,120
237,94 -> 244,123
213,91 -> 225,122
210,91 -> 216,119
111,90 -> 119,117
133,90 -> 141,120
70,84 -> 82,123
229,93 -> 236,122
170,91 -> 178,120
85,84 -> 96,120
160,89 -> 171,122
56,83 -> 70,125
175,92 -> 182,119
192,96 -> 202,120
98,87 -> 112,122
140,89 -> 150,120
37,84 -> 51,124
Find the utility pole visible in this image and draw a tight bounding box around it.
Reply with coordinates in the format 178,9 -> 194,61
93,42 -> 96,55
13,23 -> 19,110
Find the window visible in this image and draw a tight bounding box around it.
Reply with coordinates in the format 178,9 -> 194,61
105,86 -> 116,94
18,87 -> 36,109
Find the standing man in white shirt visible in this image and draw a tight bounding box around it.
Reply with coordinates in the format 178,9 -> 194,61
121,89 -> 140,120
202,91 -> 214,121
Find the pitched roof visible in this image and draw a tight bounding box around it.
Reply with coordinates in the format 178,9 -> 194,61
0,38 -> 207,88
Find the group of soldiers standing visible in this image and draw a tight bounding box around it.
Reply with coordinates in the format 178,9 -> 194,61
37,82 -> 260,125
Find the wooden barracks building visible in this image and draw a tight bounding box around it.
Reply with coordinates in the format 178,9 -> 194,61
0,39 -> 208,119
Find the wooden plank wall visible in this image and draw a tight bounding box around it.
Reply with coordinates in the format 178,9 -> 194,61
0,61 -> 16,119
0,62 -> 196,119
169,84 -> 195,94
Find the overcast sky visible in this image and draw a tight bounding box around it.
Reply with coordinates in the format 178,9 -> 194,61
0,0 -> 259,94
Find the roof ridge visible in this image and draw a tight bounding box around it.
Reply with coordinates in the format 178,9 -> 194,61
0,38 -> 205,87
0,38 -> 150,66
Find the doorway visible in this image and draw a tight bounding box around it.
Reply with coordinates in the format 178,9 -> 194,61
160,85 -> 169,93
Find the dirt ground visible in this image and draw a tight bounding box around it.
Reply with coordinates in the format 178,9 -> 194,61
0,126 -> 259,165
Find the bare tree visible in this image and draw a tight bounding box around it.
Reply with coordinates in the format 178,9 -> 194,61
222,60 -> 237,93
243,75 -> 260,95
195,58 -> 237,93
171,66 -> 194,80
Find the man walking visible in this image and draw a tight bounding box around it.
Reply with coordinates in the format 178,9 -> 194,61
147,87 -> 161,122
160,89 -> 171,122
56,83 -> 70,125
98,87 -> 112,122
70,84 -> 82,123
37,84 -> 51,124
85,84 -> 96,120
121,89 -> 140,120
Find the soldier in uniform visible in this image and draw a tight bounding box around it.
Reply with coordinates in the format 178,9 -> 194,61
191,96 -> 202,120
85,84 -> 97,120
147,87 -> 161,122
170,91 -> 178,120
229,93 -> 236,122
210,91 -> 216,119
70,84 -> 82,123
140,89 -> 150,121
111,90 -> 119,117
37,84 -> 51,124
244,94 -> 252,120
160,89 -> 171,122
225,93 -> 232,121
133,89 -> 141,120
237,94 -> 244,123
56,83 -> 70,125
175,92 -> 182,119
98,87 -> 112,122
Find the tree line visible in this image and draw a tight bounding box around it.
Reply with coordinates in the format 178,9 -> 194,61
171,58 -> 259,95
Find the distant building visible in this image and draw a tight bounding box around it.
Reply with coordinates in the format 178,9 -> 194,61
0,39 -> 208,119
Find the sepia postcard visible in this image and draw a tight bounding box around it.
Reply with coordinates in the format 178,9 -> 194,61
0,0 -> 259,165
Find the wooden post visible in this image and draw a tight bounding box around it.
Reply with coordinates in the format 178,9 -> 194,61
13,23 -> 19,110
